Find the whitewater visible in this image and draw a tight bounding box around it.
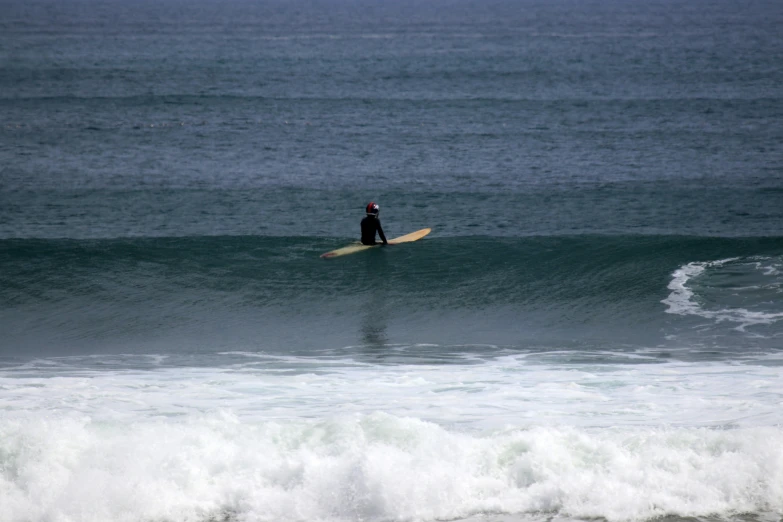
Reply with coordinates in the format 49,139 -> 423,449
2,350 -> 783,522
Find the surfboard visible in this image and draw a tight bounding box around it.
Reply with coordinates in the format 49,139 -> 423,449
320,228 -> 431,259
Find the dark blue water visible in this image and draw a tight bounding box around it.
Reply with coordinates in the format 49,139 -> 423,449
1,1 -> 782,521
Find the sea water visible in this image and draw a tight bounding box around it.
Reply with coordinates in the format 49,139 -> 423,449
1,0 -> 782,521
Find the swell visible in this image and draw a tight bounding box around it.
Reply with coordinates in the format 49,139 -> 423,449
3,234 -> 781,309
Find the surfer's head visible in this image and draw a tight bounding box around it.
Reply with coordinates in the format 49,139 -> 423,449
366,202 -> 379,217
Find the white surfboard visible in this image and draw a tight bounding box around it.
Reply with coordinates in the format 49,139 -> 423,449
320,228 -> 431,259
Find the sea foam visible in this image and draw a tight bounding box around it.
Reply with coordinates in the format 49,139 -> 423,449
662,256 -> 783,329
1,413 -> 782,522
2,353 -> 783,522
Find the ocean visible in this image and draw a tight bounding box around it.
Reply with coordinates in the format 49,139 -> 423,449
1,0 -> 782,521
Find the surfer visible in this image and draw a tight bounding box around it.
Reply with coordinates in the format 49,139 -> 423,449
361,202 -> 388,246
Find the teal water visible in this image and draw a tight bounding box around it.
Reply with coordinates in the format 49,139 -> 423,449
1,1 -> 783,521
2,234 -> 782,358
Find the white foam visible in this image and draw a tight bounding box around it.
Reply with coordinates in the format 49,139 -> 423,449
662,257 -> 783,329
1,413 -> 782,522
2,353 -> 783,521
753,259 -> 782,277
2,353 -> 783,427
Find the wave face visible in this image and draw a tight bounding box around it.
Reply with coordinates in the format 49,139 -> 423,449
2,234 -> 782,357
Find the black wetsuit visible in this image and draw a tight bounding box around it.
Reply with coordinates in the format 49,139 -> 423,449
361,216 -> 388,245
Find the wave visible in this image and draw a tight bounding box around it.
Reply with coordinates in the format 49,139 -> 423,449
663,256 -> 783,329
2,234 -> 781,301
2,411 -> 782,522
2,235 -> 781,354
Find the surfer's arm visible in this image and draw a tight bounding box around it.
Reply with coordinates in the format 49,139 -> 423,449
377,221 -> 388,244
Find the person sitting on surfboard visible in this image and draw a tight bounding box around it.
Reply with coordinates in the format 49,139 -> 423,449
361,202 -> 388,246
